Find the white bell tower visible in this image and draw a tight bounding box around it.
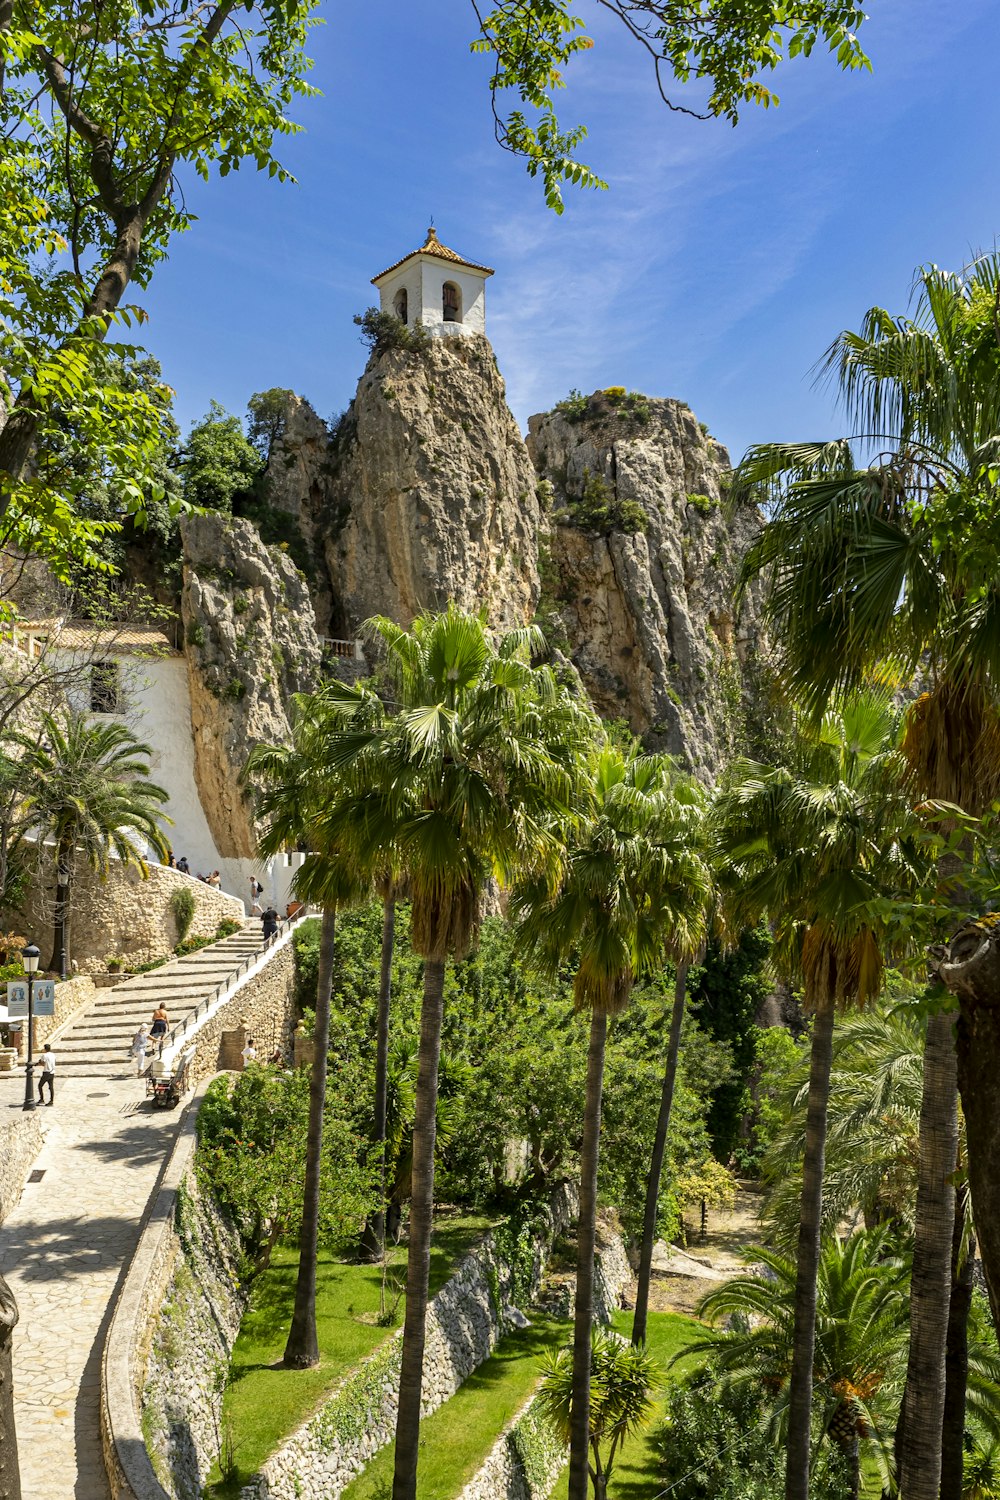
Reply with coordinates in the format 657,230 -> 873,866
371,227 -> 494,338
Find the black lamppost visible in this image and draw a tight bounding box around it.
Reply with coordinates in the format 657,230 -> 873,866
20,944 -> 38,1113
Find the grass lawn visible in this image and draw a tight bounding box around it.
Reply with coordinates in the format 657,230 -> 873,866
342,1313 -> 571,1500
345,1308 -> 703,1500
204,1213 -> 492,1499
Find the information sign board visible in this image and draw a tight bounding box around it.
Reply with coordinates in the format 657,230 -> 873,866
6,980 -> 55,1019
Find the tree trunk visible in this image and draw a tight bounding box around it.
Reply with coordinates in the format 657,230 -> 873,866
48,840 -> 72,978
360,898 -> 395,1262
282,904 -> 337,1369
569,1011 -> 608,1500
897,1009 -> 958,1500
933,923 -> 1000,1336
784,998 -> 835,1500
0,1274 -> 20,1500
392,956 -> 447,1500
939,1183 -> 974,1500
632,963 -> 688,1347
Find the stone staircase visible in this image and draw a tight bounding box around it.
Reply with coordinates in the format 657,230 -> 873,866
53,921 -> 265,1077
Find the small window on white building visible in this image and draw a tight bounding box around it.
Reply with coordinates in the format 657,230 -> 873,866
91,660 -> 120,713
442,281 -> 461,323
394,288 -> 408,324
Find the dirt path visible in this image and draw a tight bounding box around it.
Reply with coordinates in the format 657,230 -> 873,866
646,1185 -> 766,1317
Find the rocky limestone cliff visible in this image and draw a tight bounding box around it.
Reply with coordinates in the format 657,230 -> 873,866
527,391 -> 765,776
266,334 -> 542,635
180,513 -> 321,857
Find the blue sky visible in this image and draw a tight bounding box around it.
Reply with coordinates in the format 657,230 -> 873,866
138,0 -> 1000,465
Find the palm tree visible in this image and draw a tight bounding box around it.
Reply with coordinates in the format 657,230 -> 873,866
245,686 -> 376,1368
735,255 -> 1000,1498
630,774 -> 709,1349
319,606 -> 598,1500
11,708 -> 168,974
689,1231 -> 910,1499
513,746 -> 711,1500
537,1328 -> 659,1499
711,694 -> 926,1500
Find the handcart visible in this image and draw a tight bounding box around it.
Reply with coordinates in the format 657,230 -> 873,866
146,1046 -> 195,1109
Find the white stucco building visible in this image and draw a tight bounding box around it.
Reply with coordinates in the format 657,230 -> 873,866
26,622 -> 303,913
371,227 -> 494,338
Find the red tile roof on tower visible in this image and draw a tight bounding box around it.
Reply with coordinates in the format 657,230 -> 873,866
371,227 -> 495,284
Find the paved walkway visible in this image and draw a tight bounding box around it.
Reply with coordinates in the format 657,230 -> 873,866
0,1068 -> 184,1498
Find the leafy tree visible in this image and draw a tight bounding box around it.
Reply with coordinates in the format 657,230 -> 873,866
538,1328 -> 659,1500
317,606 -> 598,1500
734,254 -> 1000,1499
182,402 -> 264,514
711,694 -> 928,1500
690,925 -> 774,1160
246,389 -> 297,465
513,745 -> 711,1500
0,0 -> 317,574
196,1065 -> 375,1269
10,709 -> 169,974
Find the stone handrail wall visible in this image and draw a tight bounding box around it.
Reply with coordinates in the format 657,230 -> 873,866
243,1185 -> 578,1500
158,919 -> 300,1085
457,1395 -> 566,1500
101,932 -> 302,1500
0,1115 -> 44,1224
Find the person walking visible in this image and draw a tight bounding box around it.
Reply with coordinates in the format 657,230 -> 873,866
150,1004 -> 169,1041
261,905 -> 279,944
37,1043 -> 55,1105
240,1035 -> 257,1070
131,1024 -> 150,1076
249,876 -> 264,916
176,855 -> 190,875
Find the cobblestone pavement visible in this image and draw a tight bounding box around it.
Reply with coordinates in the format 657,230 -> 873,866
0,1066 -> 184,1498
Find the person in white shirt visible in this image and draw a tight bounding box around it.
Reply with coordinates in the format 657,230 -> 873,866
240,1037 -> 257,1070
37,1043 -> 55,1105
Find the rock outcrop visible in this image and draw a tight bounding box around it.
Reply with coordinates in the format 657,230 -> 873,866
266,334 -> 542,636
527,391 -> 765,777
180,513 -> 321,857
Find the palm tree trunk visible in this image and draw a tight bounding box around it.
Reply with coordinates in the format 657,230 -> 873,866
283,904 -> 337,1368
632,963 -> 688,1347
897,1011 -> 958,1500
784,997 -> 835,1500
569,1011 -> 608,1500
392,955 -> 446,1500
49,839 -> 72,978
360,897 -> 395,1262
939,1183 -> 974,1500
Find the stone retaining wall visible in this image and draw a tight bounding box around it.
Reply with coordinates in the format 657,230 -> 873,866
457,1395 -> 566,1500
0,1114 -> 43,1223
242,1185 -> 579,1500
12,858 -> 244,973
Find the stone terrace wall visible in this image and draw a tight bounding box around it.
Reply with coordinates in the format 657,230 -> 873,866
457,1396 -> 565,1500
243,1184 -> 579,1500
141,1169 -> 247,1500
0,1114 -> 43,1222
12,860 -> 244,973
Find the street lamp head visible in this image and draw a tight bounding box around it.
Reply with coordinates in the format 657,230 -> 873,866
21,944 -> 40,976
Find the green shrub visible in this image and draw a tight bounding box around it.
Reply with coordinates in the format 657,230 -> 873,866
170,886 -> 196,944
225,677 -> 246,701
561,468 -> 648,536
555,388 -> 589,421
353,306 -> 429,355
687,492 -> 716,515
186,620 -> 206,648
216,917 -> 243,939
654,1364 -> 851,1498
